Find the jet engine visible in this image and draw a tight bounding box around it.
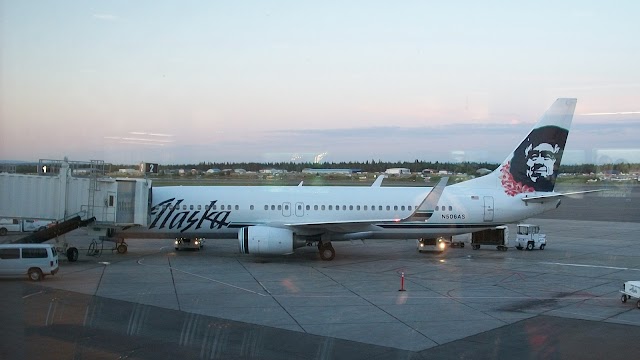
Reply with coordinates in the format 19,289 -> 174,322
238,226 -> 305,255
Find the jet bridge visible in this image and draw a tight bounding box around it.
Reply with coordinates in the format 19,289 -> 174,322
0,159 -> 152,260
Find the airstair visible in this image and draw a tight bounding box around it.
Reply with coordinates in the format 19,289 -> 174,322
0,158 -> 152,260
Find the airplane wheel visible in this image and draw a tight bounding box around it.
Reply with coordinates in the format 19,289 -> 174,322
621,294 -> 627,303
319,244 -> 335,261
117,244 -> 128,254
67,247 -> 79,262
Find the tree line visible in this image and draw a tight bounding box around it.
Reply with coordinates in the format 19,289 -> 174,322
11,161 -> 639,176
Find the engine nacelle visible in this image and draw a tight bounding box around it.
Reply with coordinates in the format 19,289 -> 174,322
238,226 -> 298,255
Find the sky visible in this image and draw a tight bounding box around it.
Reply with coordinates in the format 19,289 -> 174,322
1,0 -> 639,165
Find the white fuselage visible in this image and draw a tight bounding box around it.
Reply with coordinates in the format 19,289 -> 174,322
119,182 -> 557,241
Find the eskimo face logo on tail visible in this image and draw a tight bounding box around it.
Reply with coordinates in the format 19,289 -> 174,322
500,125 -> 568,196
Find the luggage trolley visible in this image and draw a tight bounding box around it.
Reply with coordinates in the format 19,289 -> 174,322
620,281 -> 640,309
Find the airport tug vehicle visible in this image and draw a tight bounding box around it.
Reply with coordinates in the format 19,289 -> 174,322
175,237 -> 205,251
515,224 -> 546,250
620,281 -> 640,309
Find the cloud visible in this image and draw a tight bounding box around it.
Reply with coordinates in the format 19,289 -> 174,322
580,112 -> 640,116
93,14 -> 119,21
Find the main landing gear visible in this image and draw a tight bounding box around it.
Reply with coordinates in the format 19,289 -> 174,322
318,241 -> 335,261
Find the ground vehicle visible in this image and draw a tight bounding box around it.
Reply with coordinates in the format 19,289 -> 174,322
417,237 -> 448,253
470,226 -> 509,251
620,281 -> 640,309
175,237 -> 205,251
515,224 -> 546,250
0,243 -> 59,281
0,218 -> 54,235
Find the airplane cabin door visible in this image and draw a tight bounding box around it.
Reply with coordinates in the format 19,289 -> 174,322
295,202 -> 304,217
483,196 -> 494,221
282,202 -> 291,217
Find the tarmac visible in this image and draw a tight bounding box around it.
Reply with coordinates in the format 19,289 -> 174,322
1,188 -> 640,359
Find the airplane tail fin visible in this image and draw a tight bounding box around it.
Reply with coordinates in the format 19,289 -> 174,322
463,98 -> 576,195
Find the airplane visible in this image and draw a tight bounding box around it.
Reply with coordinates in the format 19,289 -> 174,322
117,98 -> 592,260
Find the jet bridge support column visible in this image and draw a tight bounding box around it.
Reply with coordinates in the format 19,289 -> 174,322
55,161 -> 82,261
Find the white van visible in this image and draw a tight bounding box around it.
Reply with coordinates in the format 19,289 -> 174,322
0,244 -> 59,281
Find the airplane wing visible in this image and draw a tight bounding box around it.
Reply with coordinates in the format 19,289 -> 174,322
403,177 -> 448,221
521,189 -> 604,203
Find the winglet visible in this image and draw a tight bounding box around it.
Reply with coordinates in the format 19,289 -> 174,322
403,177 -> 448,221
371,175 -> 386,187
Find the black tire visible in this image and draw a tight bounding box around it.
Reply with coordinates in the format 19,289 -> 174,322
67,247 -> 79,262
621,294 -> 627,303
117,244 -> 128,254
472,245 -> 480,250
526,242 -> 534,251
516,246 -> 523,250
38,226 -> 46,232
28,268 -> 43,281
540,244 -> 545,250
637,299 -> 640,309
319,245 -> 335,261
0,227 -> 7,236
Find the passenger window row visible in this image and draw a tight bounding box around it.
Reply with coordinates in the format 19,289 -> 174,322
161,203 -> 458,213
